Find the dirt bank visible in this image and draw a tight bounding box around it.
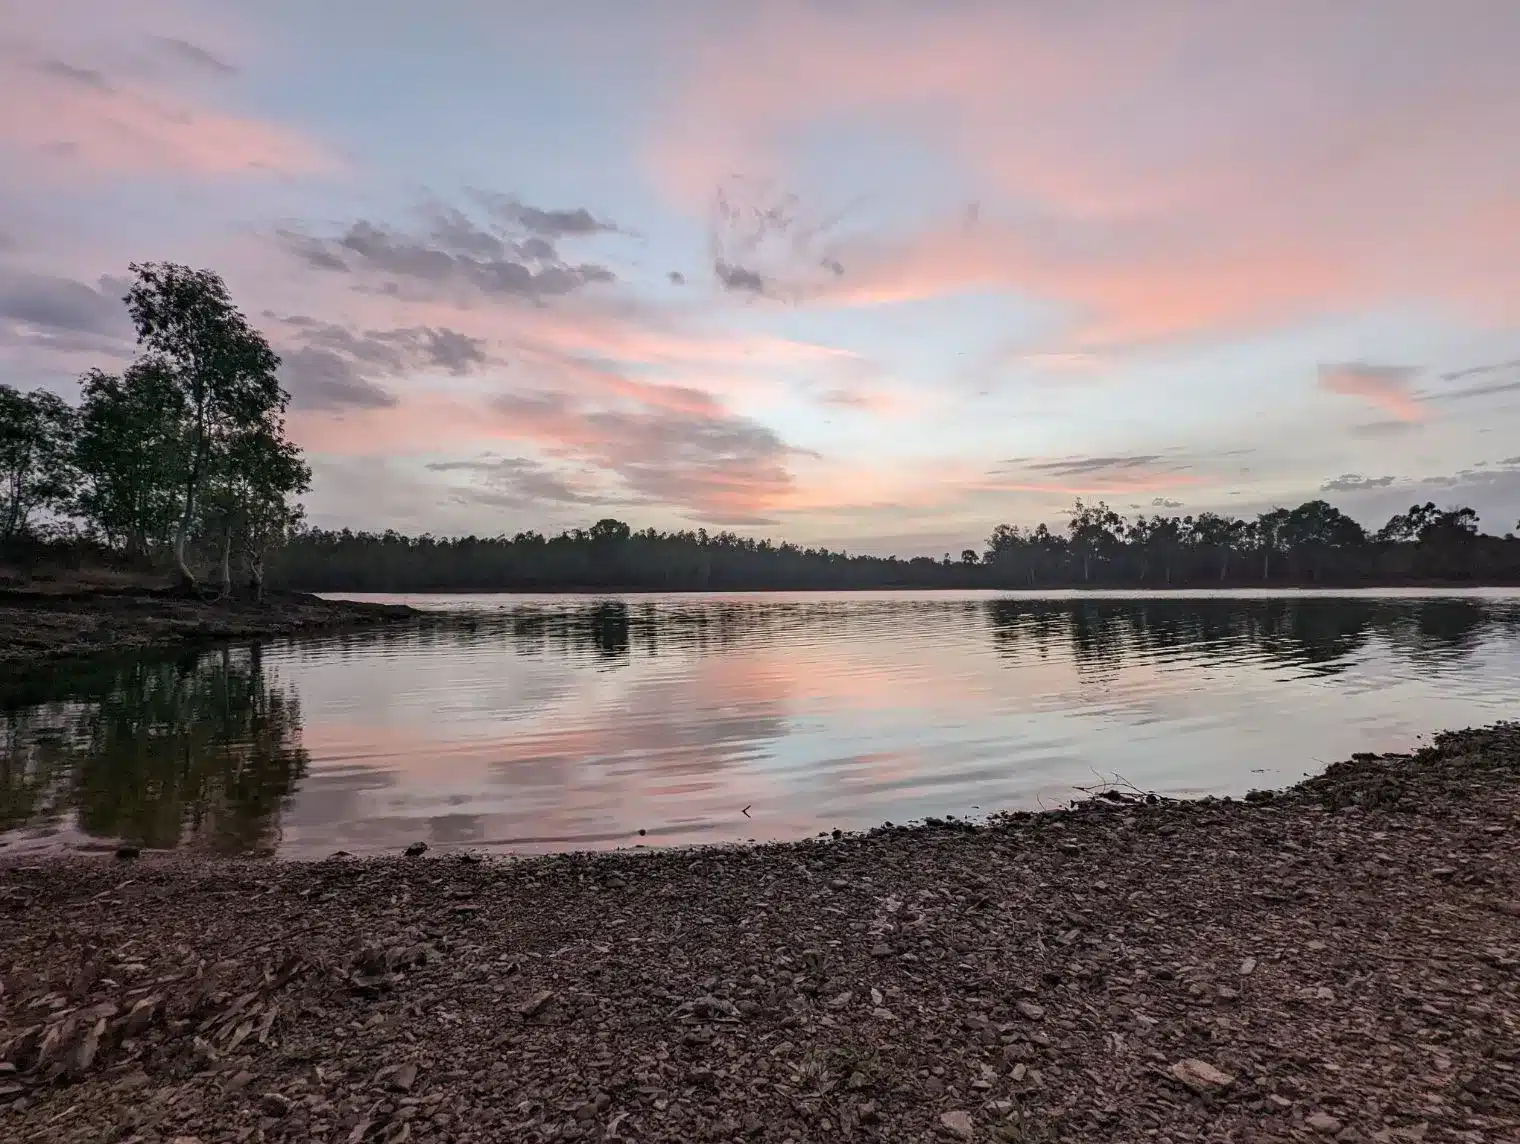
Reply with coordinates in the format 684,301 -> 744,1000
3,725 -> 1518,1143
0,585 -> 415,668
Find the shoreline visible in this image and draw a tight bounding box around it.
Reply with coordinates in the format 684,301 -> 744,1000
306,580 -> 1520,597
0,586 -> 417,670
3,725 -> 1517,1142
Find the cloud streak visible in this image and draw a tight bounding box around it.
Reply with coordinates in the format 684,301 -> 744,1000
1317,363 -> 1426,422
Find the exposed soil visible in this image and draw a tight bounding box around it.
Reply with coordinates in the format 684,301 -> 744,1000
3,725 -> 1518,1143
0,585 -> 415,668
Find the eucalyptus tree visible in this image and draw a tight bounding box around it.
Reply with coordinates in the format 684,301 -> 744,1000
0,385 -> 79,540
123,262 -> 286,588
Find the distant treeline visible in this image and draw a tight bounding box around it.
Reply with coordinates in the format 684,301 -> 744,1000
266,499 -> 1520,593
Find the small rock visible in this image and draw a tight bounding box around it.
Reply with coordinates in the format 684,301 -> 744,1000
870,943 -> 892,958
1307,940 -> 1327,952
518,990 -> 555,1018
1170,1058 -> 1235,1094
1431,867 -> 1457,880
940,1110 -> 974,1140
847,1071 -> 870,1091
1307,1111 -> 1342,1135
1315,986 -> 1335,1001
1016,1001 -> 1044,1021
114,845 -> 141,860
1239,957 -> 1257,976
260,1092 -> 293,1118
1010,1063 -> 1027,1083
404,841 -> 428,857
391,1063 -> 418,1093
227,1070 -> 256,1091
872,1006 -> 896,1021
1216,986 -> 1239,1001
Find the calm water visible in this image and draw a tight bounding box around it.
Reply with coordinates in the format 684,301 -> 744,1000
4,590 -> 1520,858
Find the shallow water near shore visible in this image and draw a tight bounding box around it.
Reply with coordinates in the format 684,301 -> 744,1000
4,588 -> 1520,858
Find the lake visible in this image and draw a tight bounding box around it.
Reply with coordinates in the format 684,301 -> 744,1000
4,589 -> 1519,858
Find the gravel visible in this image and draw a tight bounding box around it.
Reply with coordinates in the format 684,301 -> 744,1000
3,723 -> 1519,1143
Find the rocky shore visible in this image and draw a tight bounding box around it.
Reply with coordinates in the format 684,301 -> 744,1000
3,725 -> 1518,1143
0,586 -> 415,668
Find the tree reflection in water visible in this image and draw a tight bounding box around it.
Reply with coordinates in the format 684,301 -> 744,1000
1,644 -> 308,854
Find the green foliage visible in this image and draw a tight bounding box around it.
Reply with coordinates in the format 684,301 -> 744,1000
122,261 -> 294,587
74,364 -> 186,553
0,384 -> 79,539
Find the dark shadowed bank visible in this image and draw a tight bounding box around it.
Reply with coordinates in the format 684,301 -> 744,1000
3,725 -> 1517,1143
0,581 -> 415,669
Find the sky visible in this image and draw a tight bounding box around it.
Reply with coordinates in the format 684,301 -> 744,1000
1,0 -> 1517,555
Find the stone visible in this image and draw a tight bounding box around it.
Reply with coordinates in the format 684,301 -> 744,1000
1170,1058 -> 1235,1094
940,1110 -> 975,1140
391,1063 -> 418,1093
260,1092 -> 293,1118
1239,957 -> 1257,976
518,990 -> 555,1018
114,845 -> 141,860
1307,1111 -> 1343,1135
404,842 -> 428,857
1016,1001 -> 1044,1021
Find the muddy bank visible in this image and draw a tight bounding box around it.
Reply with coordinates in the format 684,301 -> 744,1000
0,586 -> 415,667
3,725 -> 1519,1143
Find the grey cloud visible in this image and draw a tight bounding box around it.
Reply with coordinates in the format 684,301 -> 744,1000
281,317 -> 489,376
502,203 -> 614,239
39,59 -> 111,92
152,36 -> 238,76
283,206 -> 616,301
1434,357 -> 1520,403
715,260 -> 767,295
279,347 -> 398,412
1020,454 -> 1168,477
276,229 -> 351,272
1150,497 -> 1184,508
667,271 -> 686,286
1321,474 -> 1397,493
1441,358 -> 1520,383
490,388 -> 805,524
0,268 -> 132,350
470,191 -> 617,239
1350,419 -> 1420,439
426,455 -> 600,506
272,317 -> 491,410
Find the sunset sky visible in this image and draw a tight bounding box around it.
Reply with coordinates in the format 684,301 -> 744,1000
1,0 -> 1517,554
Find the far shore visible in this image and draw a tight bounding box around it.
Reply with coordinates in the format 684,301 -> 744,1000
3,724 -> 1517,1142
313,579 -> 1520,596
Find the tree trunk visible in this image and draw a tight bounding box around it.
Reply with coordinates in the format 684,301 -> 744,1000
1262,551 -> 1270,580
1082,552 -> 1091,582
1220,552 -> 1229,581
219,528 -> 233,599
249,555 -> 264,603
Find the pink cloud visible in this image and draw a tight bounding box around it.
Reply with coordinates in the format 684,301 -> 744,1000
651,2 -> 1520,344
1317,363 -> 1426,423
0,50 -> 337,178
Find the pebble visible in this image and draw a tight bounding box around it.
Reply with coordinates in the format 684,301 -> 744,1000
1239,957 -> 1257,976
940,1110 -> 974,1140
1307,1111 -> 1343,1135
1016,1001 -> 1044,1021
259,1092 -> 292,1118
391,1063 -> 418,1093
1170,1059 -> 1235,1093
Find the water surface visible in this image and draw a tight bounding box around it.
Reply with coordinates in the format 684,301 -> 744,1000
4,590 -> 1519,857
